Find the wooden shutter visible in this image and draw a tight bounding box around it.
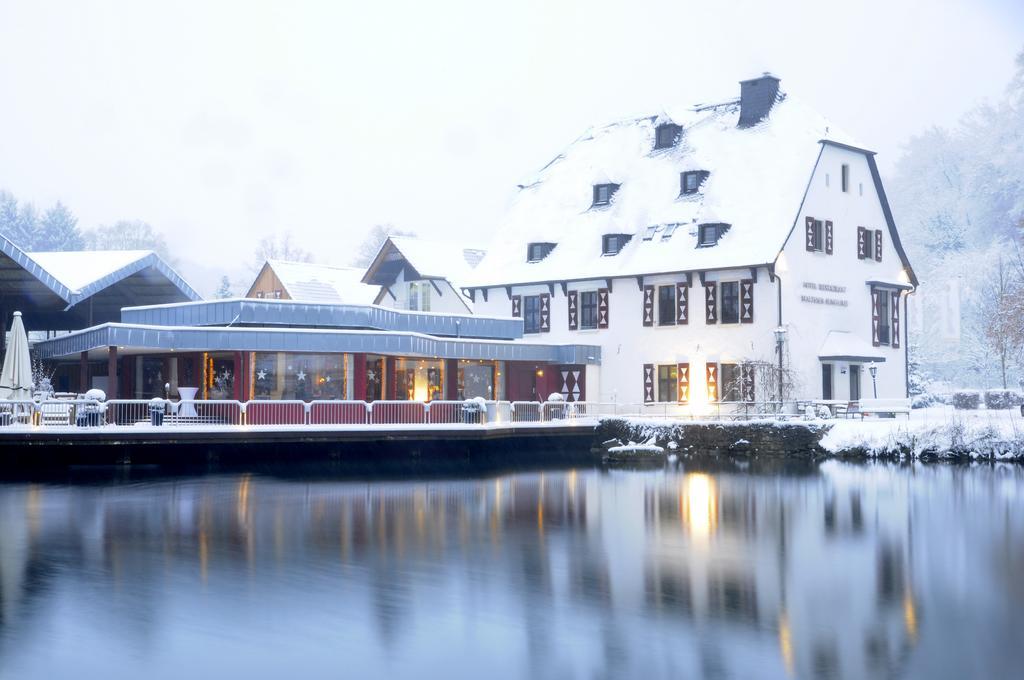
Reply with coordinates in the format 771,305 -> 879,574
643,364 -> 655,403
706,363 -> 718,402
740,279 -> 754,323
676,282 -> 688,325
805,216 -> 815,251
857,227 -> 866,260
741,364 -> 756,402
825,220 -> 833,255
597,288 -> 609,329
677,362 -> 689,403
539,293 -> 550,333
874,228 -> 883,261
704,282 -> 717,324
642,285 -> 655,327
511,295 -> 521,317
871,288 -> 881,346
891,292 -> 901,348
567,291 -> 578,330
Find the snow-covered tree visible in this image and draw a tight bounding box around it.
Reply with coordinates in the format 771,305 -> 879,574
214,276 -> 233,299
83,220 -> 174,263
36,202 -> 83,251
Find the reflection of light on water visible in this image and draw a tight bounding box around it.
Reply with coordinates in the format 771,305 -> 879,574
26,485 -> 41,537
680,473 -> 717,538
903,589 -> 918,641
778,612 -> 794,676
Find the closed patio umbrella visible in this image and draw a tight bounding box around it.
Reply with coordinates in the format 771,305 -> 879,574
0,311 -> 32,400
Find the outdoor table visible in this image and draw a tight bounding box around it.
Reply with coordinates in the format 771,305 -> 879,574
177,387 -> 199,417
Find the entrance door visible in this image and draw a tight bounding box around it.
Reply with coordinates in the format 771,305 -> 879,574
822,364 -> 833,400
849,365 -> 861,401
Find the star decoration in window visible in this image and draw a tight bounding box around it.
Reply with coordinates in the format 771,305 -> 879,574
256,370 -> 267,381
296,370 -> 306,381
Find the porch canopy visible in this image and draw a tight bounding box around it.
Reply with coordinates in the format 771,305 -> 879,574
817,330 -> 886,363
0,234 -> 200,332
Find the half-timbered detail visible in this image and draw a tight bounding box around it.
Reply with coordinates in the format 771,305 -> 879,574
597,288 -> 610,329
825,220 -> 833,255
739,279 -> 754,323
539,293 -> 550,333
642,285 -> 655,327
857,227 -> 867,260
567,291 -> 578,330
676,282 -> 688,325
511,295 -> 521,318
677,362 -> 690,403
871,289 -> 881,347
891,292 -> 901,349
805,216 -> 816,251
874,229 -> 883,262
643,364 -> 655,403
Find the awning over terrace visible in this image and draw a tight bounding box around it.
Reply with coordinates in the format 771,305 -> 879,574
32,323 -> 601,365
817,331 -> 886,363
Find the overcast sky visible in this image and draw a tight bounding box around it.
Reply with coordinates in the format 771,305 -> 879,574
0,0 -> 1021,293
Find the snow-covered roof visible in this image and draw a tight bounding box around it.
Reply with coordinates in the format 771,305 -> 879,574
466,91 -> 858,288
361,236 -> 486,292
265,260 -> 379,304
28,250 -> 153,293
817,331 -> 886,362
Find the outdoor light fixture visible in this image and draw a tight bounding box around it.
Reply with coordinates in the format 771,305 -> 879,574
869,363 -> 879,398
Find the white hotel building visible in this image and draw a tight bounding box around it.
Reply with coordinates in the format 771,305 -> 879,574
430,74 -> 918,409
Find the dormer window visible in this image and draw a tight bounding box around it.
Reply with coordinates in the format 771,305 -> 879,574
697,223 -> 731,247
527,242 -> 556,262
592,183 -> 619,207
654,123 -> 681,150
681,170 -> 710,195
602,233 -> 632,256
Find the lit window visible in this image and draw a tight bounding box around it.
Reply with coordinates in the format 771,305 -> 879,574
657,365 -> 678,402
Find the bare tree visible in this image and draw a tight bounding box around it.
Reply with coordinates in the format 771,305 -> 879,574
351,224 -> 416,268
981,247 -> 1022,388
84,219 -> 174,263
251,232 -> 313,272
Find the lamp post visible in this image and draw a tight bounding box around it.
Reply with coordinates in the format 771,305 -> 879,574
773,326 -> 787,412
869,363 -> 878,399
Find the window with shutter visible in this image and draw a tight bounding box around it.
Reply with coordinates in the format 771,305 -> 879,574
657,286 -> 676,326
704,282 -> 717,324
892,292 -> 901,348
874,229 -> 883,262
567,291 -> 578,330
597,288 -> 610,329
871,289 -> 881,347
825,221 -> 833,255
740,279 -> 754,323
857,227 -> 866,260
511,295 -> 522,317
642,285 -> 655,327
677,363 -> 689,403
656,365 -> 677,402
539,293 -> 551,332
676,282 -> 688,324
579,291 -> 598,329
706,363 -> 719,402
643,364 -> 655,403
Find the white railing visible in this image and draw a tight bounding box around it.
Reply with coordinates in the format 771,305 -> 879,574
309,400 -> 370,425
369,400 -> 428,425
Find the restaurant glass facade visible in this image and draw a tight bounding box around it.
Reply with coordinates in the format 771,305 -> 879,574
457,360 -> 500,400
252,352 -> 346,401
394,358 -> 444,401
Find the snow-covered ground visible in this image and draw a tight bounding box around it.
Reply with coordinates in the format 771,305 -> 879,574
820,406 -> 1023,459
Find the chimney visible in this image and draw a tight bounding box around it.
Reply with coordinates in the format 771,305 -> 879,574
738,73 -> 781,128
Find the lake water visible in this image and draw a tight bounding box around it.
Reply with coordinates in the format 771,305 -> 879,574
1,461 -> 1022,679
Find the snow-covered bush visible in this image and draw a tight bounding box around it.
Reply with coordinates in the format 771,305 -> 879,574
951,391 -> 980,410
983,390 -> 1023,410
911,393 -> 938,409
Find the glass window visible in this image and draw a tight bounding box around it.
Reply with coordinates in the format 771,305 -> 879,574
657,365 -> 677,402
408,281 -> 431,311
141,357 -> 165,399
643,225 -> 660,240
849,365 -> 861,401
527,243 -> 554,262
720,363 -> 741,402
681,171 -> 708,195
593,183 -> 618,206
253,352 -> 345,401
822,363 -> 833,400
698,223 -> 729,246
720,282 -> 740,324
878,290 -> 891,345
207,354 -> 235,400
524,295 -> 542,333
365,356 -> 383,401
657,285 -> 676,326
458,360 -> 496,400
811,220 -> 823,251
661,223 -> 679,240
395,359 -> 444,401
860,230 -> 873,258
841,164 -> 850,192
655,124 -> 679,149
579,291 -> 598,330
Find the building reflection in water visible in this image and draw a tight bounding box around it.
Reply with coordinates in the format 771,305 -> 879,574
0,462 -> 1023,679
